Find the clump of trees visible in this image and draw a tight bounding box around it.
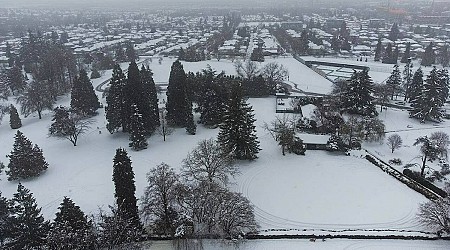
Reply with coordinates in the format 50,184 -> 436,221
49,106 -> 92,146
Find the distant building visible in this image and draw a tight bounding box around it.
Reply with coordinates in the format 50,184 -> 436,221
281,22 -> 304,30
325,18 -> 345,30
368,19 -> 385,29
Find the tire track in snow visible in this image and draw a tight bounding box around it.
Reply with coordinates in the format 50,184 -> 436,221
237,160 -> 424,235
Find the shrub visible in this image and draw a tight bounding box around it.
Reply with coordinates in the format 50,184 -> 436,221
388,158 -> 403,165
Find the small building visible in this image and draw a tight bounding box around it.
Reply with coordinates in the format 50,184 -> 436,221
298,133 -> 330,150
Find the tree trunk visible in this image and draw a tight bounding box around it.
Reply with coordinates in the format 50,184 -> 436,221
421,154 -> 427,177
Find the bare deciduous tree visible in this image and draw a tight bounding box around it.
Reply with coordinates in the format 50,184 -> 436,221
157,108 -> 174,142
417,186 -> 450,234
263,115 -> 296,155
140,163 -> 180,236
234,60 -> 259,79
182,138 -> 237,185
261,62 -> 289,93
386,134 -> 403,153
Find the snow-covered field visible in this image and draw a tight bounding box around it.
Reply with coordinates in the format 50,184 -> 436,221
141,239 -> 450,250
1,56 -> 450,248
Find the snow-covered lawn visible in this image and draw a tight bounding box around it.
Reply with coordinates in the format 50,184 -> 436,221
143,239 -> 450,250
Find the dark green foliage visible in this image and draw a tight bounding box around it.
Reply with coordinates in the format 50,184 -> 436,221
414,136 -> 447,176
407,68 -> 424,103
47,197 -> 97,250
218,83 -> 260,160
421,42 -> 436,67
388,23 -> 399,41
115,45 -> 126,63
340,69 -> 378,117
129,105 -> 148,151
90,67 -> 101,79
70,69 -> 100,116
139,65 -> 160,134
112,148 -> 142,233
410,67 -> 445,122
250,47 -> 264,62
125,42 -> 138,62
242,75 -> 270,97
49,106 -> 91,146
401,42 -> 411,63
106,64 -> 127,133
17,79 -> 54,119
439,45 -> 449,68
7,130 -> 48,181
326,134 -> 347,152
185,109 -> 196,135
9,105 -> 22,129
0,191 -> 10,246
290,137 -> 306,155
374,38 -> 382,62
382,43 -> 394,64
403,60 -> 414,101
166,60 -> 190,127
191,69 -> 230,128
7,66 -> 26,95
386,64 -> 402,99
4,183 -> 49,249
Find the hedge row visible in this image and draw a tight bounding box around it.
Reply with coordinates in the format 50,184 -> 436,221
403,169 -> 447,198
365,154 -> 442,200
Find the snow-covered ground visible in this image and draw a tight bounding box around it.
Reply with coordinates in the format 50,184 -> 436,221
142,239 -> 450,250
0,56 -> 449,248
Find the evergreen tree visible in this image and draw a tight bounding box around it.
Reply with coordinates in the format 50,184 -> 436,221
393,46 -> 399,64
0,191 -> 10,246
166,60 -> 189,127
403,59 -> 414,101
9,104 -> 22,129
421,42 -> 436,66
90,66 -> 101,79
386,64 -> 402,99
5,183 -> 49,249
115,45 -> 126,63
410,67 -> 444,122
129,104 -> 148,151
382,43 -> 393,64
185,108 -> 196,135
7,130 -> 48,181
7,66 -> 26,95
401,42 -> 411,63
106,64 -> 127,133
140,65 -> 160,134
374,38 -> 382,62
47,197 -> 96,250
125,42 -> 138,62
122,61 -> 142,133
341,69 -> 378,117
407,68 -> 424,103
437,69 -> 449,104
388,23 -> 400,41
112,148 -> 142,234
70,69 -> 100,116
218,83 -> 260,160
439,45 -> 449,68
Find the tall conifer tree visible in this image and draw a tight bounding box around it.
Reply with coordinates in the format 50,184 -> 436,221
410,67 -> 444,122
9,104 -> 22,129
47,197 -> 96,250
106,64 -> 127,133
140,65 -> 160,134
70,69 -> 100,116
5,183 -> 49,249
341,69 -> 377,117
112,148 -> 142,233
129,104 -> 148,151
218,83 -> 260,160
166,60 -> 189,127
7,130 -> 48,180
